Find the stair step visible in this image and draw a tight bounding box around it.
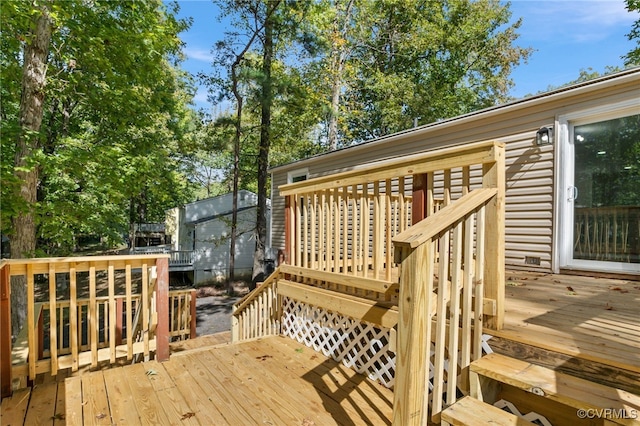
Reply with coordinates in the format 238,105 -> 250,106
441,396 -> 534,426
470,353 -> 640,425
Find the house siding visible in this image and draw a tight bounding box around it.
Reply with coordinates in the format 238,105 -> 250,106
194,207 -> 257,283
270,70 -> 640,272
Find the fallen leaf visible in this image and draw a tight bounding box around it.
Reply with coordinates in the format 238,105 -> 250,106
310,354 -> 318,360
506,281 -> 525,287
605,304 -> 615,311
256,355 -> 272,361
566,286 -> 574,292
295,348 -> 304,353
96,413 -> 107,420
553,279 -> 561,283
302,419 -> 316,426
549,298 -> 557,302
146,369 -> 158,376
51,413 -> 65,420
609,286 -> 629,293
181,412 -> 196,420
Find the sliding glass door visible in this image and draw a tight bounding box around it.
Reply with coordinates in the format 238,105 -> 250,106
562,112 -> 640,272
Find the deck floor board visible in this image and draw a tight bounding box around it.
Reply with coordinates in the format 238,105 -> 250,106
494,270 -> 640,373
58,336 -> 395,425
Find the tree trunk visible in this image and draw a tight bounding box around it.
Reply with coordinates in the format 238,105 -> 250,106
10,2 -> 53,333
252,7 -> 274,290
327,0 -> 354,151
228,62 -> 243,295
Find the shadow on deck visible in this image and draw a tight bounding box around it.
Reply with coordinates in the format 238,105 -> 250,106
67,335 -> 392,425
1,335 -> 393,425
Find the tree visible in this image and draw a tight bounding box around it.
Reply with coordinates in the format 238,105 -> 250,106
1,0 -> 196,331
624,0 -> 640,66
4,0 -> 53,331
296,0 -> 531,147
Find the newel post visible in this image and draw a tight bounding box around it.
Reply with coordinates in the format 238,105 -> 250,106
482,143 -> 506,330
1,264 -> 11,398
392,243 -> 434,426
155,257 -> 170,362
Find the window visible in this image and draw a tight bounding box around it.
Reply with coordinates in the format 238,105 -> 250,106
287,168 -> 308,184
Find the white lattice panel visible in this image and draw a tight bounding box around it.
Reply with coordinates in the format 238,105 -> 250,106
281,296 -> 396,387
280,296 -> 493,392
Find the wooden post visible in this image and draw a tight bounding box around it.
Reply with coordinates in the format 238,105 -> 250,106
393,243 -> 434,426
189,290 -> 197,339
155,257 -> 170,362
1,264 -> 11,398
482,143 -> 506,330
412,173 -> 428,225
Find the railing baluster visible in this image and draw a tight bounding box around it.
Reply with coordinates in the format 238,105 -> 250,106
432,229 -> 451,419
474,205 -> 486,360
142,262 -> 149,360
126,262 -> 133,360
70,263 -> 78,371
27,263 -> 36,380
48,263 -> 58,376
89,262 -> 97,367
312,192 -> 318,269
108,262 -> 116,364
385,179 -> 392,283
447,220 -> 464,405
342,186 -> 348,275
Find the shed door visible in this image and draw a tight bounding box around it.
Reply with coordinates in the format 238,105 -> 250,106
559,109 -> 640,273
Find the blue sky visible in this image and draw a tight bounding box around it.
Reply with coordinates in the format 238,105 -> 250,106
175,0 -> 638,113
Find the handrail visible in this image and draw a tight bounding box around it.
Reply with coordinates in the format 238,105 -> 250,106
231,268 -> 280,342
393,188 -> 497,249
279,140 -> 501,196
391,142 -> 505,425
233,268 -> 280,314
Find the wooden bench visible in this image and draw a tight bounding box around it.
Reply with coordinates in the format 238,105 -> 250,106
470,353 -> 640,425
441,396 -> 535,425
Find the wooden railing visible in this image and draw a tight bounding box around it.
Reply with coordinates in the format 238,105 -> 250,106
169,289 -> 196,340
131,246 -> 195,268
281,177 -> 416,283
0,254 -> 172,398
231,271 -> 280,342
390,142 -> 505,425
233,141 -> 505,425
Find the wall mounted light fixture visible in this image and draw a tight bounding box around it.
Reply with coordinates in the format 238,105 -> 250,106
536,126 -> 553,145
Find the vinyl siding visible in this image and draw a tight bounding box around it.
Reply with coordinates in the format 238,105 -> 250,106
270,71 -> 640,272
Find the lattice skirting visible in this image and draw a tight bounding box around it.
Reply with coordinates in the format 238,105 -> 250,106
280,296 -> 493,391
494,400 -> 553,426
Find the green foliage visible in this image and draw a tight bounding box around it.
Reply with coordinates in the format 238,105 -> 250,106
1,0 -> 198,255
296,0 -> 532,145
624,0 -> 640,66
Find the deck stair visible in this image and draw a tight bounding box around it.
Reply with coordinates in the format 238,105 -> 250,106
441,396 -> 535,426
469,353 -> 640,425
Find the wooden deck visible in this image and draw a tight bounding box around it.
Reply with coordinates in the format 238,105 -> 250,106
2,271 -> 639,425
493,270 -> 640,380
2,335 -> 393,425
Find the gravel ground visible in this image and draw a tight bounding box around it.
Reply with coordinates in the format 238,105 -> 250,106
193,283 -> 249,336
